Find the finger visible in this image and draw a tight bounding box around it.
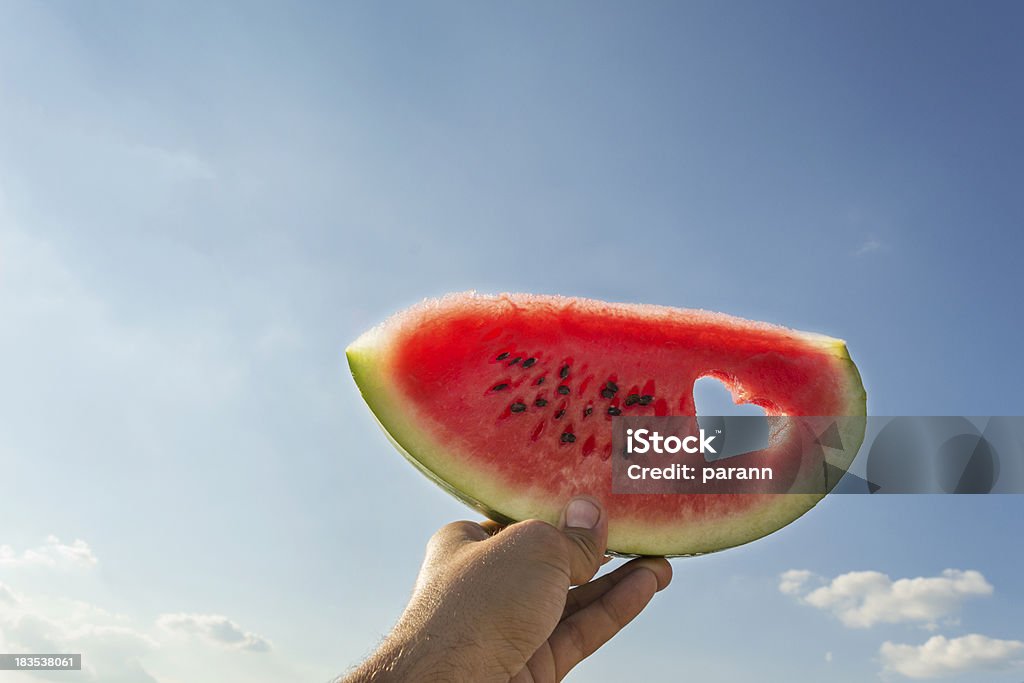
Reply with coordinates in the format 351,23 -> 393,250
556,496 -> 608,586
512,642 -> 556,683
562,557 -> 672,619
549,566 -> 661,679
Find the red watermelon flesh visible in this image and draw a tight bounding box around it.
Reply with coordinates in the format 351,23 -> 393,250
346,293 -> 866,556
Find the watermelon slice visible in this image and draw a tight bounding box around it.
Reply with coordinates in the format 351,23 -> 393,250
346,293 -> 866,556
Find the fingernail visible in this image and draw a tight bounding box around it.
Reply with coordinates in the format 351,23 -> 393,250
565,498 -> 601,529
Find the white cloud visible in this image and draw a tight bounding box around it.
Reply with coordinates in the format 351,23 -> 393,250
825,651 -> 833,663
779,569 -> 814,596
0,536 -> 98,569
0,579 -> 279,683
880,634 -> 1024,679
0,536 -> 159,681
779,569 -> 992,629
157,613 -> 271,653
0,589 -> 158,682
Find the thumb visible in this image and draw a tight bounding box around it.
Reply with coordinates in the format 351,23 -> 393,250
558,496 -> 609,586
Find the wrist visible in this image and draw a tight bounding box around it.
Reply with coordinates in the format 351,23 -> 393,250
345,630 -> 489,683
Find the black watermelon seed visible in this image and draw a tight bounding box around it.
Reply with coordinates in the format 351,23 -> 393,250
510,402 -> 527,413
561,432 -> 576,443
625,394 -> 640,406
555,409 -> 566,419
639,395 -> 653,405
607,406 -> 622,416
557,385 -> 571,395
560,365 -> 570,379
606,381 -> 619,393
584,406 -> 593,416
493,383 -> 510,391
509,357 -> 521,366
535,398 -> 548,407
496,352 -> 510,360
522,357 -> 537,368
536,377 -> 546,385
601,389 -> 615,399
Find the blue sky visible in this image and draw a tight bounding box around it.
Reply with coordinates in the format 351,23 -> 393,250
0,1 -> 1022,681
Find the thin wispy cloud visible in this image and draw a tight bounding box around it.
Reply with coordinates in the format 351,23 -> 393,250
127,144 -> 217,183
0,581 -> 20,605
0,225 -> 251,412
854,237 -> 886,256
157,613 -> 272,653
880,634 -> 1024,679
779,569 -> 993,629
0,535 -> 99,569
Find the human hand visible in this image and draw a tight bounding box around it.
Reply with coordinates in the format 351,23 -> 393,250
345,496 -> 672,682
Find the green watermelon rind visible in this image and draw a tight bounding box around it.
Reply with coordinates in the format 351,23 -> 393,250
348,338 -> 520,529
